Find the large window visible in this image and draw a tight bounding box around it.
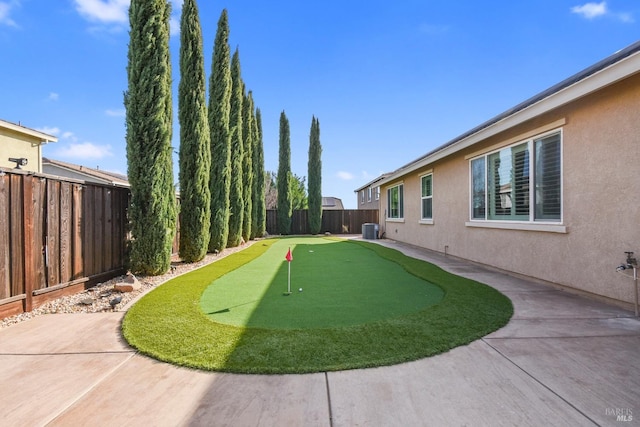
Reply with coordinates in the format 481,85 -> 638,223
421,174 -> 433,220
387,184 -> 404,219
471,131 -> 561,222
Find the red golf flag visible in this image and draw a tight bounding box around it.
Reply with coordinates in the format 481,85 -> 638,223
285,248 -> 293,262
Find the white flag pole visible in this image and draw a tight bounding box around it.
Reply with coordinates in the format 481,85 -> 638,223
287,257 -> 291,294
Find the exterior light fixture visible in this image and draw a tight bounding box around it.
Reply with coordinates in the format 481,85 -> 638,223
8,157 -> 28,169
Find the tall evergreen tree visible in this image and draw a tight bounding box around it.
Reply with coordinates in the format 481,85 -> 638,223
178,0 -> 210,262
125,0 -> 176,275
277,111 -> 292,235
307,116 -> 322,234
251,108 -> 266,238
227,48 -> 244,247
241,90 -> 254,242
207,9 -> 232,252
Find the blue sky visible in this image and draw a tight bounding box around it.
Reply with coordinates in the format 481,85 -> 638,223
0,1 -> 637,208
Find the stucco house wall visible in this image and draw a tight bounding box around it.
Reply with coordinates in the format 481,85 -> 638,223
356,187 -> 380,210
379,46 -> 640,308
0,120 -> 57,173
355,173 -> 390,210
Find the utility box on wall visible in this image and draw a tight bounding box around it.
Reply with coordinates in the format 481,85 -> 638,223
362,223 -> 379,239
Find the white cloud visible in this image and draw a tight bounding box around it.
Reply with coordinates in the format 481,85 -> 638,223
54,142 -> 113,159
169,16 -> 180,37
571,2 -> 634,22
74,0 -> 129,24
337,171 -> 354,180
169,0 -> 182,37
0,1 -> 19,27
571,2 -> 608,19
37,126 -> 61,136
105,108 -> 125,117
61,131 -> 79,142
616,12 -> 635,23
48,92 -> 59,101
75,0 -> 183,35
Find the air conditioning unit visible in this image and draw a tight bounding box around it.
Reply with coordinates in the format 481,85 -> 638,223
362,223 -> 378,239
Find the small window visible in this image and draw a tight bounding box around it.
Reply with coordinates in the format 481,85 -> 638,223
360,190 -> 364,204
421,174 -> 433,220
367,187 -> 372,202
387,184 -> 404,219
375,186 -> 380,200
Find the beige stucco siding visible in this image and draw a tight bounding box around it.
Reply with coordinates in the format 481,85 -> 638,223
0,128 -> 44,173
381,73 -> 640,306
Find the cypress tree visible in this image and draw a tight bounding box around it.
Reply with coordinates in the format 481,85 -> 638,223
208,9 -> 232,252
125,0 -> 176,275
307,116 -> 322,234
178,0 -> 210,262
277,111 -> 292,235
241,90 -> 254,242
227,48 -> 244,247
251,108 -> 266,238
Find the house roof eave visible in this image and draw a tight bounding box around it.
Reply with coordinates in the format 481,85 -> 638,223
0,119 -> 58,143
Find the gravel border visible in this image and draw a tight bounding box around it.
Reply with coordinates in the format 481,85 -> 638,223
1,241 -> 256,329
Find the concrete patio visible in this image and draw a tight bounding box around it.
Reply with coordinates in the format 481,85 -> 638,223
1,239 -> 639,426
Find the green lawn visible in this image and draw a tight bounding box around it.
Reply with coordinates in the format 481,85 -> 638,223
122,237 -> 513,374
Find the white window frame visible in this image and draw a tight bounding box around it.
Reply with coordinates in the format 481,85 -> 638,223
420,173 -> 433,224
374,186 -> 380,200
360,190 -> 365,204
386,183 -> 404,221
367,187 -> 372,202
467,129 -> 566,233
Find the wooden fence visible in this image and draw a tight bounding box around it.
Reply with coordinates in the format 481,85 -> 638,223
0,169 -> 130,319
266,209 -> 379,235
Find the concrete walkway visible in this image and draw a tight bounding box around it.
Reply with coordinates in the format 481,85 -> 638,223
1,239 -> 639,426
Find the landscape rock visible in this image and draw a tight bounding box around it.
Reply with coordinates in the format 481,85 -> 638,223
114,273 -> 141,293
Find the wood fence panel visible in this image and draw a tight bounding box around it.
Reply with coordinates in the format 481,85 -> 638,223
114,189 -> 127,267
83,186 -> 95,277
291,210 -> 308,235
104,188 -> 113,271
22,175 -> 37,311
46,180 -> 61,288
10,174 -> 24,297
59,181 -> 72,285
93,187 -> 105,275
72,184 -> 83,280
0,173 -> 10,299
321,210 -> 342,234
266,210 -> 277,235
25,176 -> 47,292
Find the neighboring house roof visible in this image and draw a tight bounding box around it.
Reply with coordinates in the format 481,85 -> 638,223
322,196 -> 344,210
42,157 -> 129,187
378,40 -> 640,187
354,173 -> 392,193
0,119 -> 58,144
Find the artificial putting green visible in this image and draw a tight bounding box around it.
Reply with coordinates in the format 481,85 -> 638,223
122,237 -> 513,374
200,237 -> 444,329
